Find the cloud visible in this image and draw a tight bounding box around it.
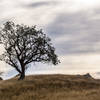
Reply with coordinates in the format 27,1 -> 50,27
0,0 -> 61,27
96,72 -> 100,75
24,1 -> 58,8
46,10 -> 100,55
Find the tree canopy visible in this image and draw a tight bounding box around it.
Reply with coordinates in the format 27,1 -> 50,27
0,21 -> 60,80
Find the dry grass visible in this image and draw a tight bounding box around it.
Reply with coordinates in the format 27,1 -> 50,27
0,74 -> 100,100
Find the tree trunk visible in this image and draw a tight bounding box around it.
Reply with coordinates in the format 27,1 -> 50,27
18,72 -> 25,80
18,65 -> 25,80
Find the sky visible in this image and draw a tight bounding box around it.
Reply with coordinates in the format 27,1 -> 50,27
0,0 -> 100,79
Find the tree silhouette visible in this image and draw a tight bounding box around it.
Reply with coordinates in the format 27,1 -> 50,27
0,21 -> 60,80
0,72 -> 3,80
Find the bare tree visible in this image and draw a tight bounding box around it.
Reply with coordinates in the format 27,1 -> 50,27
0,21 -> 60,80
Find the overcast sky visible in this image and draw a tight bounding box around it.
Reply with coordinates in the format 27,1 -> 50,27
0,0 -> 100,78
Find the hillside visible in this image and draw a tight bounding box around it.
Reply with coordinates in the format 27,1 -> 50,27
0,74 -> 100,100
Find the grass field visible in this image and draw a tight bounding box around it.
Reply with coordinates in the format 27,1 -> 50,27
0,74 -> 100,100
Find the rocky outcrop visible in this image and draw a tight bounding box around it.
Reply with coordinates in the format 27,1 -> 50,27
83,73 -> 93,78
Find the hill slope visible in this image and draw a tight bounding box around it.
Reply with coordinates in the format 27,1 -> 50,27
0,74 -> 100,100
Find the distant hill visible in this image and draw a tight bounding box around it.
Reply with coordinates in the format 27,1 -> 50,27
0,74 -> 100,100
77,73 -> 93,79
83,73 -> 93,78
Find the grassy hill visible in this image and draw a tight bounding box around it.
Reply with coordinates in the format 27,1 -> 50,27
0,74 -> 100,100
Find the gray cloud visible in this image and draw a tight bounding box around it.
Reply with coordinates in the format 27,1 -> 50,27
46,11 -> 100,55
22,1 -> 58,8
96,72 -> 100,75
